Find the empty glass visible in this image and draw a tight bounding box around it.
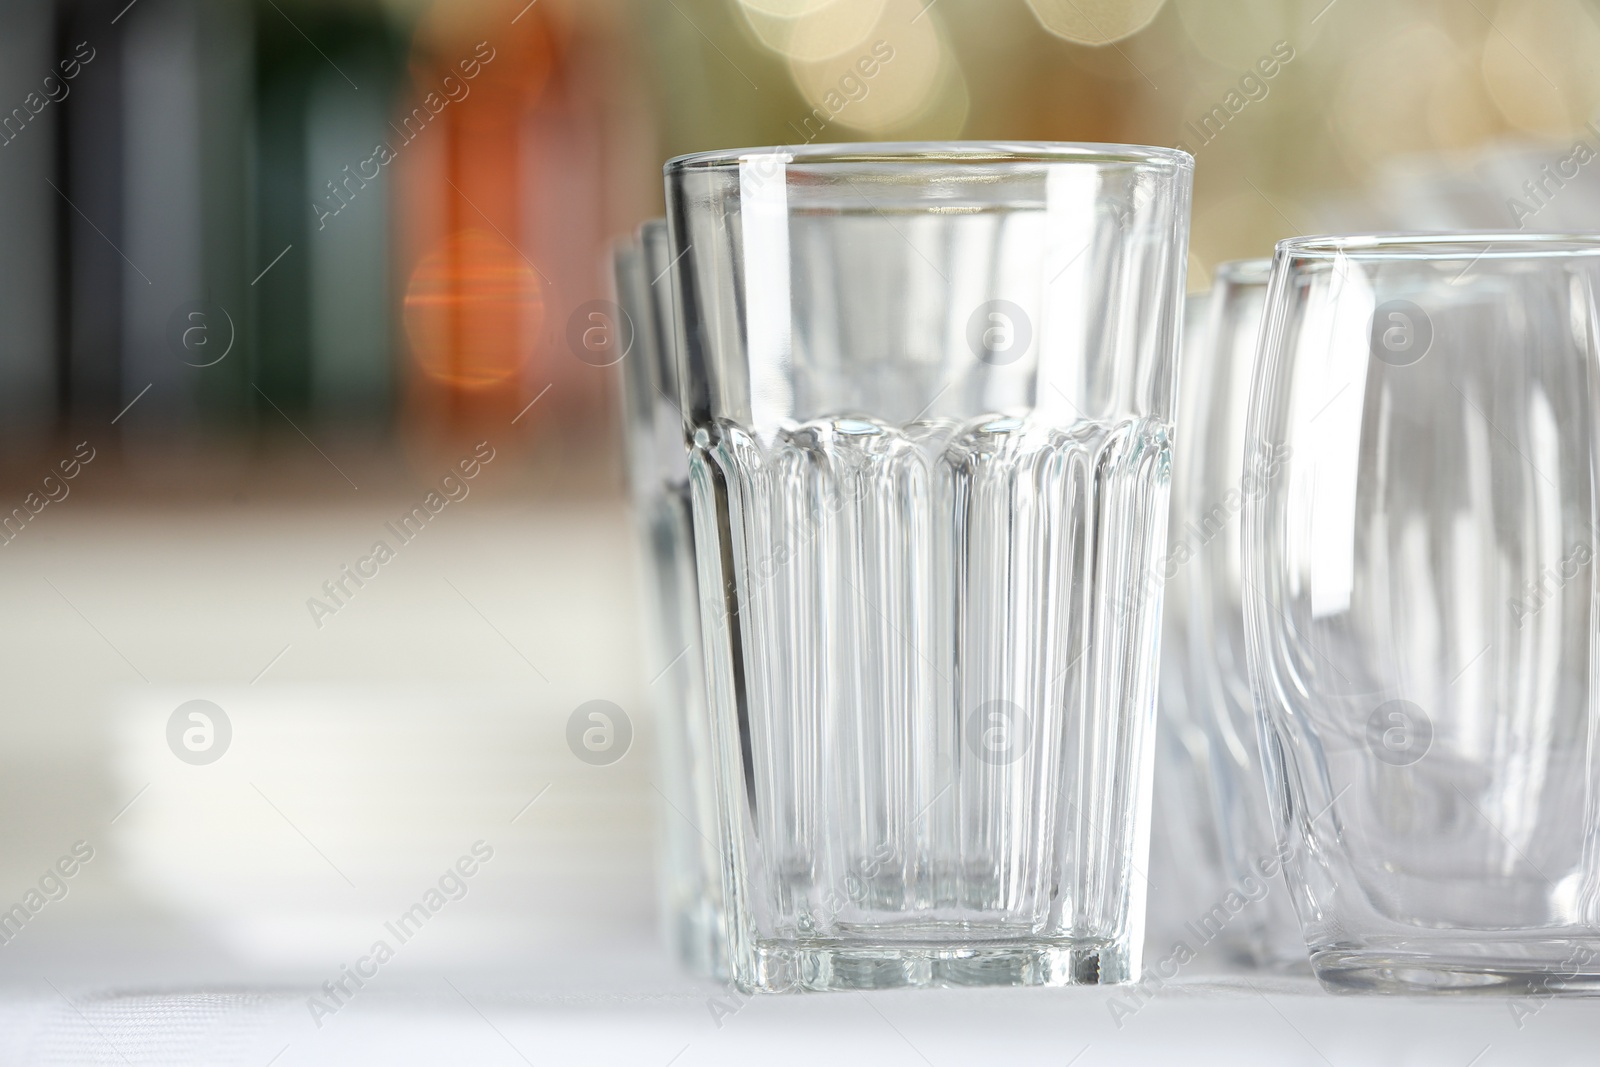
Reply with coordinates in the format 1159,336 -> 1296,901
1244,233 -> 1600,992
666,142 -> 1192,992
612,222 -> 726,980
1147,290 -> 1230,966
1150,261 -> 1304,972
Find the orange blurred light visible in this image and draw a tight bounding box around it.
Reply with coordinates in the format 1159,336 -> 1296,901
396,0 -> 561,410
402,228 -> 544,389
411,0 -> 556,104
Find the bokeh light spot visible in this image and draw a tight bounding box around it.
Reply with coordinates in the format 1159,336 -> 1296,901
1172,0 -> 1296,69
736,0 -> 838,17
739,0 -> 888,61
1479,10 -> 1572,136
1024,0 -> 1167,46
403,229 -> 544,390
788,0 -> 950,133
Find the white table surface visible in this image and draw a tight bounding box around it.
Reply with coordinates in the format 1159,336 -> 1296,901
0,450 -> 1593,1064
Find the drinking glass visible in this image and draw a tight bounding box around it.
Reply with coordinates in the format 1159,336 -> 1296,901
612,221 -> 726,980
1150,261 -> 1305,972
1147,290 -> 1230,965
665,142 -> 1192,992
1244,233 -> 1600,993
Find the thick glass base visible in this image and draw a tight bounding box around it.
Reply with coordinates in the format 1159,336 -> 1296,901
744,939 -> 1131,993
1313,943 -> 1600,995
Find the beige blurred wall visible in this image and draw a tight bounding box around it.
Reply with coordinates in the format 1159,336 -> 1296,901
634,0 -> 1600,287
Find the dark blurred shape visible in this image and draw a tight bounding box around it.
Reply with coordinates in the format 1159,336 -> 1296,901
255,0 -> 404,424
51,0 -> 256,437
0,3 -> 68,442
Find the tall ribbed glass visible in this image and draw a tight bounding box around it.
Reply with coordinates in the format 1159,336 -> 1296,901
666,143 -> 1192,992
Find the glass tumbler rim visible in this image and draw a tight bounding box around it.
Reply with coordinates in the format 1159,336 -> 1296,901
664,140 -> 1193,175
1276,231 -> 1600,261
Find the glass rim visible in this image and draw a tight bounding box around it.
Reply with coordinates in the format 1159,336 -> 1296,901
664,140 -> 1193,175
609,233 -> 640,265
1277,232 -> 1600,260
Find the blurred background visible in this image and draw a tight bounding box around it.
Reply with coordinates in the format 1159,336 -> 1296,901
3,0 -> 1600,1056
5,0 -> 1600,447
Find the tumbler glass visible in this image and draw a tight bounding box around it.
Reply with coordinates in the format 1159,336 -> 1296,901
612,222 -> 726,980
1244,233 -> 1600,993
1147,291 -> 1230,965
666,142 -> 1192,992
1150,261 -> 1304,972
